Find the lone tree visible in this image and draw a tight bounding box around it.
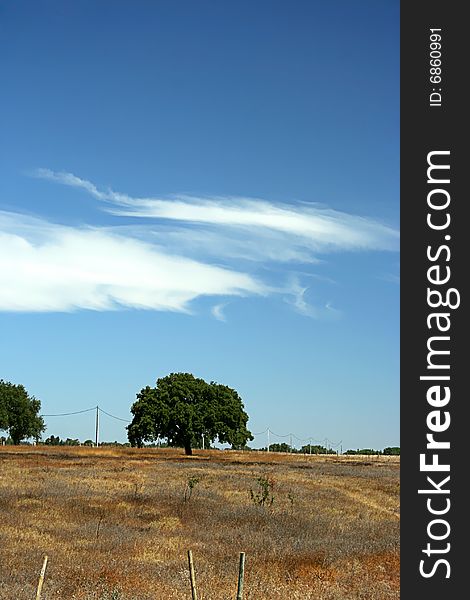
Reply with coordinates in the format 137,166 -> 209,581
127,372 -> 253,455
0,379 -> 45,444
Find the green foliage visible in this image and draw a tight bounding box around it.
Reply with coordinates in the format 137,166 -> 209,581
183,476 -> 200,502
383,446 -> 400,455
258,443 -> 337,454
268,442 -> 292,453
287,490 -> 296,510
44,436 -> 80,446
299,444 -> 336,455
0,379 -> 45,444
250,475 -> 275,507
0,393 -> 7,431
344,448 -> 382,455
344,446 -> 400,456
44,435 -> 61,445
127,372 -> 253,455
64,438 -> 80,446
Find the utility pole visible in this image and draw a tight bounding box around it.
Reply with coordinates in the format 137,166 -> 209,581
95,406 -> 99,448
202,433 -> 205,450
289,434 -> 292,453
267,428 -> 270,452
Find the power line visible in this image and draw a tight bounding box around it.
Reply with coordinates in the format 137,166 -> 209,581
252,428 -> 268,436
42,407 -> 96,417
98,407 -> 131,423
42,406 -> 131,423
40,405 -> 342,449
326,439 -> 342,448
268,430 -> 290,438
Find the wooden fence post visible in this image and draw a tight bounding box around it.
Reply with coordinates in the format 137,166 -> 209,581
187,550 -> 198,600
236,552 -> 246,600
35,555 -> 48,600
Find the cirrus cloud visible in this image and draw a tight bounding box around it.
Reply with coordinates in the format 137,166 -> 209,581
32,169 -> 399,258
0,169 -> 399,316
0,211 -> 266,313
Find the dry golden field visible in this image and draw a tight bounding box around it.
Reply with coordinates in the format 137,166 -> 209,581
0,446 -> 399,599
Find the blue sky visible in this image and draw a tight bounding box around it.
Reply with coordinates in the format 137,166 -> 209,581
0,1 -> 399,450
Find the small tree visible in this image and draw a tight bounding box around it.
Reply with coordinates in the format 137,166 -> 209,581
44,435 -> 61,445
0,380 -> 45,444
269,442 -> 293,453
64,438 -> 80,446
127,372 -> 253,455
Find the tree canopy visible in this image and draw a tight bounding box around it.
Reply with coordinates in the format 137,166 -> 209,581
0,379 -> 45,444
127,372 -> 253,455
383,446 -> 400,456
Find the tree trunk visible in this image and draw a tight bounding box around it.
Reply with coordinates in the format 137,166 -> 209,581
184,441 -> 193,455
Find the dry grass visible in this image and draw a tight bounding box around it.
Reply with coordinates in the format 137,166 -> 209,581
0,446 -> 399,599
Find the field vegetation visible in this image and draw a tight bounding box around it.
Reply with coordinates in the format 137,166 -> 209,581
0,446 -> 399,599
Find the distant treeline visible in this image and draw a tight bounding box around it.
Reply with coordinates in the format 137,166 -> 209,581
345,447 -> 400,456
43,435 -> 132,447
260,443 -> 338,454
0,434 -> 399,455
259,444 -> 400,455
0,435 -> 131,447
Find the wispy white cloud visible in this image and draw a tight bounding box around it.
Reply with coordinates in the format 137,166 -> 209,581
284,277 -> 342,320
7,169 -> 398,316
211,303 -> 228,322
32,169 -> 399,259
291,283 -> 316,318
0,211 -> 266,313
109,195 -> 398,252
32,168 -> 108,200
